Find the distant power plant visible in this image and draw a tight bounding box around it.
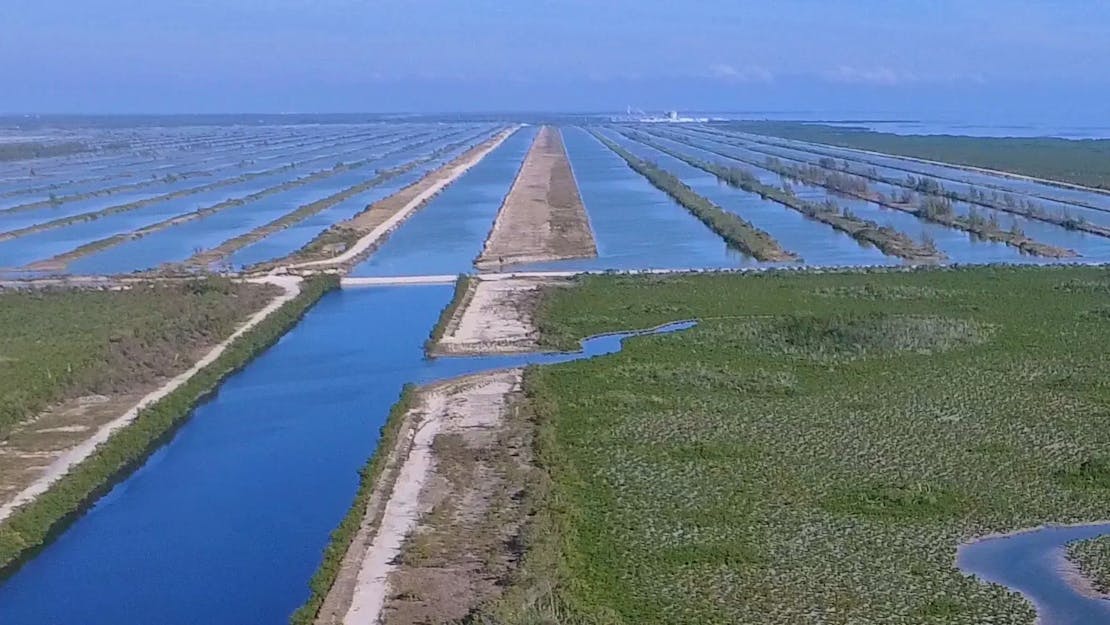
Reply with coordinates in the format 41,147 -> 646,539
612,107 -> 709,123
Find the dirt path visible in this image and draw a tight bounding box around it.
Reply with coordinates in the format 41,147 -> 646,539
434,276 -> 564,354
283,127 -> 520,272
475,126 -> 597,271
331,370 -> 524,625
0,274 -> 302,523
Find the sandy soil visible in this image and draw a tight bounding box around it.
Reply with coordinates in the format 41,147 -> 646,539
331,370 -> 523,625
1057,548 -> 1110,601
435,276 -> 564,354
0,274 -> 301,523
475,126 -> 597,271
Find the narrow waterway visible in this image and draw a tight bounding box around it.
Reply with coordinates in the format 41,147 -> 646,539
599,128 -> 894,266
645,128 -> 1041,264
225,128 -> 496,269
349,126 -> 537,277
959,524 -> 1110,625
698,129 -> 1110,261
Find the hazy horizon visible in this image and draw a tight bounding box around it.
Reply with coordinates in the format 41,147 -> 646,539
5,0 -> 1110,122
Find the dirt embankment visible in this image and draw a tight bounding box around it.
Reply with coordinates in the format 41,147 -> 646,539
434,276 -> 564,355
475,126 -> 597,271
318,276 -> 560,625
321,370 -> 527,625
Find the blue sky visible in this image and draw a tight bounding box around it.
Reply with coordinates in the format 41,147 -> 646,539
5,0 -> 1110,115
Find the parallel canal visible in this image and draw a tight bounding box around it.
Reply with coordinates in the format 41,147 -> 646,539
513,127 -> 762,273
638,128 -> 1038,265
349,126 -> 537,277
675,128 -> 1110,261
598,128 -> 894,267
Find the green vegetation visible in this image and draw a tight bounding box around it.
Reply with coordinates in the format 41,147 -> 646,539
722,121 -> 1110,191
0,278 -> 276,439
0,275 -> 338,574
591,131 -> 799,262
1068,535 -> 1110,595
289,383 -> 417,625
0,141 -> 90,162
424,275 -> 470,354
502,266 -> 1110,624
621,129 -> 944,262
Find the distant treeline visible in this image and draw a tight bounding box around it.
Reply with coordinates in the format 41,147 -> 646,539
0,141 -> 90,162
719,121 -> 1110,191
0,113 -> 609,130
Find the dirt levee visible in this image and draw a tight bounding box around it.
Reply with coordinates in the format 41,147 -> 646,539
475,126 -> 596,270
435,276 -> 563,355
325,370 -> 524,625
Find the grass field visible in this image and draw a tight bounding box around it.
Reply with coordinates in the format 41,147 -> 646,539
0,279 -> 277,439
725,122 -> 1110,190
502,266 -> 1110,625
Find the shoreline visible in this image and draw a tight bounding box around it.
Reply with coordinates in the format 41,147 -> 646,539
1056,548 -> 1110,602
956,520 -> 1110,624
434,275 -> 562,355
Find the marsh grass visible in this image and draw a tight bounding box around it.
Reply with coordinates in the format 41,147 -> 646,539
0,279 -> 277,438
497,265 -> 1109,625
1058,457 -> 1110,490
812,284 -> 949,300
744,313 -> 994,359
1068,535 -> 1110,595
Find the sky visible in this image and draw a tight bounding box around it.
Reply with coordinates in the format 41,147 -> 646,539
5,0 -> 1110,117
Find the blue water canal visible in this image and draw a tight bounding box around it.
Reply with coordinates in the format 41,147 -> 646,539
350,126 -> 537,277
0,283 -> 694,625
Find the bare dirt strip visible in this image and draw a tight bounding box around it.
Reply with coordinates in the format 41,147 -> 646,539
319,369 -> 525,625
474,126 -> 597,271
0,275 -> 301,523
434,276 -> 566,355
